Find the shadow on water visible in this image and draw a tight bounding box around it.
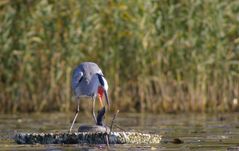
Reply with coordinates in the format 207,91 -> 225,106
0,112 -> 239,150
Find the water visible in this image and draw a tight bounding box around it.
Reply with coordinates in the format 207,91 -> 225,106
0,112 -> 238,150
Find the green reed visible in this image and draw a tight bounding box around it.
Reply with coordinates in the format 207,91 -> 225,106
0,0 -> 239,113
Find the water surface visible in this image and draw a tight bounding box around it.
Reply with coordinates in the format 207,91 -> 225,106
0,112 -> 238,150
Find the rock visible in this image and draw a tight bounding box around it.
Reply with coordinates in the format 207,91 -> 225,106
78,125 -> 110,133
172,138 -> 184,144
14,132 -> 161,144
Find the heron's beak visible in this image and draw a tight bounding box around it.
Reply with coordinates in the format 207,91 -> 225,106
104,89 -> 110,109
98,95 -> 103,108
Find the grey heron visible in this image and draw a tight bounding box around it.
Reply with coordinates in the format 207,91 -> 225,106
69,62 -> 110,132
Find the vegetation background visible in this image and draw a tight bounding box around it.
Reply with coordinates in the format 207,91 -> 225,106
0,0 -> 239,113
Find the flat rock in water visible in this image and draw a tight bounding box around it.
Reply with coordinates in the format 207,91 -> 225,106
78,125 -> 110,133
14,131 -> 161,144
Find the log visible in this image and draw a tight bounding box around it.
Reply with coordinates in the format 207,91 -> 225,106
14,132 -> 161,144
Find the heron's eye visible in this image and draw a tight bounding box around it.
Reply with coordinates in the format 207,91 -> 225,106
97,74 -> 104,86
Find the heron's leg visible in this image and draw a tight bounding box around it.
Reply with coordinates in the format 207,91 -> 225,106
69,98 -> 80,133
92,97 -> 97,124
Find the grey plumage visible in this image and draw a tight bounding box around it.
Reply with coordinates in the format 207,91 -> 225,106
72,62 -> 103,97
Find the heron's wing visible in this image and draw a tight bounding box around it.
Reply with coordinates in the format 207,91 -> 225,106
81,62 -> 103,80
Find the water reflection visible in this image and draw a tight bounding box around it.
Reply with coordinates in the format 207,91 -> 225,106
0,113 -> 238,150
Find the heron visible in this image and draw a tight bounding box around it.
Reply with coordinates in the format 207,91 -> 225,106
69,62 -> 110,132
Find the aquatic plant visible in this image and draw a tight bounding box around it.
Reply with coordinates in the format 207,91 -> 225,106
0,0 -> 239,113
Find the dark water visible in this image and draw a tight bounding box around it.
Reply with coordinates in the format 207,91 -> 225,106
0,112 -> 238,150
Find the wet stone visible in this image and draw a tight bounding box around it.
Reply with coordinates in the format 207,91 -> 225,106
14,132 -> 161,144
78,125 -> 110,134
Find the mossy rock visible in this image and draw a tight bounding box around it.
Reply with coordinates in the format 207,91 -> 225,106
14,132 -> 161,144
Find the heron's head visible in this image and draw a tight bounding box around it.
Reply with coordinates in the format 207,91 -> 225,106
97,74 -> 110,109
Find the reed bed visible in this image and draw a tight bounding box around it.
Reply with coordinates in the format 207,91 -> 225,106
0,0 -> 239,113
